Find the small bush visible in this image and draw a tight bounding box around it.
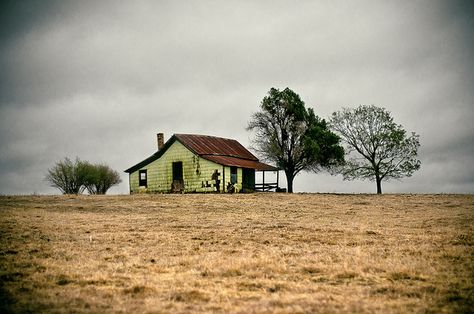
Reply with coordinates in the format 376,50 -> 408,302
82,163 -> 121,195
45,157 -> 88,194
46,157 -> 121,195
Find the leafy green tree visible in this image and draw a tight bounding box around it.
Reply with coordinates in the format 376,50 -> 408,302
45,157 -> 88,194
330,105 -> 421,194
247,87 -> 344,193
83,163 -> 121,195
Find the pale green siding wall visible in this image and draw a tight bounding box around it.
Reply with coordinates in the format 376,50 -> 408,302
129,171 -> 139,192
221,166 -> 243,192
129,141 -> 245,193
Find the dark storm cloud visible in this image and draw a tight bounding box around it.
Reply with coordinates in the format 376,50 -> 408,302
0,0 -> 59,44
0,0 -> 473,194
0,0 -> 64,105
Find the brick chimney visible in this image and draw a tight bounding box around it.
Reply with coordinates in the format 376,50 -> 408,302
157,133 -> 164,151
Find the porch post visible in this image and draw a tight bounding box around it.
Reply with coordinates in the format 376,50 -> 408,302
222,165 -> 225,193
276,171 -> 279,189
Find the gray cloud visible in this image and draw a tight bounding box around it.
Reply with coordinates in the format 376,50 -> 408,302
1,0 -> 473,194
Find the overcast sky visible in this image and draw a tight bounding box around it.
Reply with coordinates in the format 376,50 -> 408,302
1,0 -> 473,195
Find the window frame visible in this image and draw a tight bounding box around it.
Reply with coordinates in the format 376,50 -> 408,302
139,169 -> 147,187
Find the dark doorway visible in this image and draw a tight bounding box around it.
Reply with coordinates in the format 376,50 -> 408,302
242,168 -> 255,191
172,162 -> 183,182
230,167 -> 237,184
171,161 -> 184,192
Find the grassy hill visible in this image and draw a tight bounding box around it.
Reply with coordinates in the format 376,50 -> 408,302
1,194 -> 473,313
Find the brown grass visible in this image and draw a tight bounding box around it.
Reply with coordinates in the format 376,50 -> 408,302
0,193 -> 473,313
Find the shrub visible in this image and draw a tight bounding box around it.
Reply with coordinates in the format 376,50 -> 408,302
83,163 -> 121,195
45,157 -> 88,194
46,158 -> 121,195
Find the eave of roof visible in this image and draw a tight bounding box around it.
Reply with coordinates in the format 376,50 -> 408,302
124,135 -> 178,173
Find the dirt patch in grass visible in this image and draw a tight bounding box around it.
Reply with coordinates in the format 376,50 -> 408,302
0,193 -> 473,313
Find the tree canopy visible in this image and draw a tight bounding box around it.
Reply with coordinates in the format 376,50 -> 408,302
45,157 -> 87,194
247,87 -> 344,193
330,105 -> 421,194
82,163 -> 122,195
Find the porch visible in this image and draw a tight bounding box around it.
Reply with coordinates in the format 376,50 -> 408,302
254,169 -> 285,192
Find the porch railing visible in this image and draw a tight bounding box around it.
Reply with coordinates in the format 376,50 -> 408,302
254,182 -> 279,192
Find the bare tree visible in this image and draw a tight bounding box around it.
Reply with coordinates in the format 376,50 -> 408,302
45,157 -> 88,194
330,105 -> 421,194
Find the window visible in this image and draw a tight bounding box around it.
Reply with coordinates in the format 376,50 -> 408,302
230,167 -> 237,184
139,170 -> 147,187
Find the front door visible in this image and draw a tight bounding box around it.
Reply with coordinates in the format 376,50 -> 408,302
172,161 -> 183,182
172,161 -> 184,192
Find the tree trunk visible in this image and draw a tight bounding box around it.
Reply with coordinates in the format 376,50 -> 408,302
376,175 -> 382,194
286,171 -> 294,193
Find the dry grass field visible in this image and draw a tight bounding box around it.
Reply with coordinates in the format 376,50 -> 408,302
0,193 -> 473,313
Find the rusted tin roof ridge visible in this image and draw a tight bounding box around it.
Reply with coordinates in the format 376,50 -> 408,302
175,134 -> 258,161
174,134 -> 278,171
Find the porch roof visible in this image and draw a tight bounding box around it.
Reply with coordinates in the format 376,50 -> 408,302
202,155 -> 279,171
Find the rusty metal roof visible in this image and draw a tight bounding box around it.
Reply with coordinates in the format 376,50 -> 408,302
175,134 -> 258,161
125,133 -> 278,173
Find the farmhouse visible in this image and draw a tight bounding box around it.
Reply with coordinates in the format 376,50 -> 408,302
125,133 -> 280,193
